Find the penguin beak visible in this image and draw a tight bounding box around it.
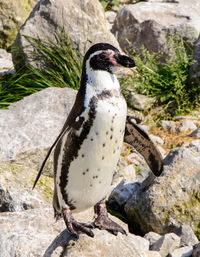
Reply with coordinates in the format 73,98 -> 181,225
115,53 -> 135,68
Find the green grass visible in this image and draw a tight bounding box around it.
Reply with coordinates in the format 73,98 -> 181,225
0,31 -> 82,108
121,37 -> 200,119
99,0 -> 147,11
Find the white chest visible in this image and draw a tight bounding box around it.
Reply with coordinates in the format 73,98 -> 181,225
64,95 -> 127,212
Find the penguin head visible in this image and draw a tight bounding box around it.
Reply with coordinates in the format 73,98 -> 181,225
83,43 -> 135,74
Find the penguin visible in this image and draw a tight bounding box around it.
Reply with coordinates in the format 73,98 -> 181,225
33,43 -> 163,238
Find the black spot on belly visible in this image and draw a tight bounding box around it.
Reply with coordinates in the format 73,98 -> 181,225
110,135 -> 113,140
113,150 -> 116,154
91,138 -> 93,141
82,154 -> 85,158
86,168 -> 89,172
83,172 -> 86,175
103,143 -> 106,147
106,131 -> 109,135
115,139 -> 118,143
96,132 -> 99,135
102,156 -> 105,160
110,127 -> 114,132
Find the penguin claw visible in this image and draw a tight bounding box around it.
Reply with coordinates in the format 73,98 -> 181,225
93,202 -> 127,236
62,209 -> 94,238
93,216 -> 127,236
73,222 -> 94,238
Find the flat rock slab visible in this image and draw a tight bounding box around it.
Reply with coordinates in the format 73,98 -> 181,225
0,207 -> 156,257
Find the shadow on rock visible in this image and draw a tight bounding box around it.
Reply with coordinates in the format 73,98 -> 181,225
43,229 -> 77,257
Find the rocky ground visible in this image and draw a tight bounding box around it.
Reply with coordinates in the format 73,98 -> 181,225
0,83 -> 200,257
1,0 -> 200,256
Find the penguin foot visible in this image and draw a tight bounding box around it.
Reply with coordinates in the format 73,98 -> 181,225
93,202 -> 127,236
62,209 -> 94,238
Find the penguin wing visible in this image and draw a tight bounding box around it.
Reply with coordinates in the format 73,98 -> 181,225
124,116 -> 163,176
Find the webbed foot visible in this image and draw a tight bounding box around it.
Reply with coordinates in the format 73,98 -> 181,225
62,209 -> 94,238
93,202 -> 127,236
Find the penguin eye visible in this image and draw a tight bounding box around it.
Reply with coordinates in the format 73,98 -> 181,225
90,51 -> 114,71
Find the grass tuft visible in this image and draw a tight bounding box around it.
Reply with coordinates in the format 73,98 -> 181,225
0,30 -> 82,109
121,37 -> 200,120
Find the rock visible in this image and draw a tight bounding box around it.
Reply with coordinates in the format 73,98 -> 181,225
127,109 -> 145,123
124,147 -> 200,238
192,243 -> 200,257
125,151 -> 150,174
147,253 -> 161,257
12,0 -> 120,70
177,224 -> 199,247
0,87 -> 76,174
157,145 -> 167,158
105,11 -> 117,30
149,135 -> 164,145
0,207 -> 66,257
144,231 -> 162,247
176,120 -> 197,133
128,92 -> 155,111
137,124 -> 150,133
169,246 -> 193,257
136,169 -> 154,184
161,120 -> 176,133
150,233 -> 180,257
189,35 -> 200,87
119,165 -> 137,181
63,225 -> 150,257
189,140 -> 200,152
189,127 -> 200,138
0,162 -> 53,211
0,206 -> 156,257
166,219 -> 199,247
0,0 -> 37,48
0,49 -> 14,74
0,186 -> 14,212
112,1 -> 200,57
108,179 -> 140,211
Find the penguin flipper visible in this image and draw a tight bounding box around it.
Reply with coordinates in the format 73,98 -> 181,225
124,116 -> 163,176
32,126 -> 70,189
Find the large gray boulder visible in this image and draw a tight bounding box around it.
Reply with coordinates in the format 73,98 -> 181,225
0,87 -> 76,174
112,0 -> 200,56
125,147 -> 200,239
12,0 -> 120,70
